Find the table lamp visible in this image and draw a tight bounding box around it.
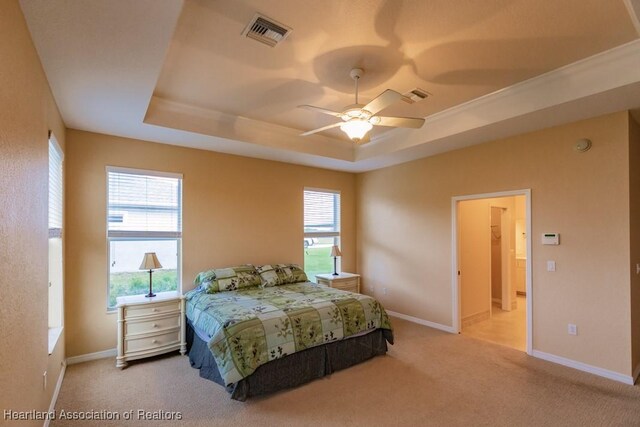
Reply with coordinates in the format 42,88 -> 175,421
330,245 -> 342,276
139,252 -> 162,298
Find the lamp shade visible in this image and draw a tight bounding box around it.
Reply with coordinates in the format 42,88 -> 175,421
340,118 -> 372,141
139,252 -> 162,270
330,245 -> 342,257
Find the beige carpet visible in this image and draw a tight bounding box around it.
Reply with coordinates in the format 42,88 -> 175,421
52,318 -> 640,427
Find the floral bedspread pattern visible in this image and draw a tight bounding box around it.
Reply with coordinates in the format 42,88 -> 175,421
185,282 -> 392,385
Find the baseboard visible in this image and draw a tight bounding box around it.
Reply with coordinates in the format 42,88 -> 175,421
633,361 -> 640,384
532,350 -> 635,385
386,310 -> 456,333
66,348 -> 117,365
462,310 -> 490,327
491,299 -> 518,310
43,362 -> 66,427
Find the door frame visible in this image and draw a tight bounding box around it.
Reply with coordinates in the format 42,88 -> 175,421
451,189 -> 533,355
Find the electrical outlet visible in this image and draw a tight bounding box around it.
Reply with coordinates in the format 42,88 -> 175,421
383,287 -> 388,295
547,261 -> 556,272
568,324 -> 577,335
636,263 -> 640,275
43,371 -> 47,390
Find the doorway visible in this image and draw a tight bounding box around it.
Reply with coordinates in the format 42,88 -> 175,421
452,190 -> 532,354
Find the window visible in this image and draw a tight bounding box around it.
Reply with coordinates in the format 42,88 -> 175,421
48,135 -> 64,353
107,168 -> 182,309
303,188 -> 340,282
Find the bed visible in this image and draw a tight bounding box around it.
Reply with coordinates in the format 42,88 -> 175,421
184,270 -> 393,401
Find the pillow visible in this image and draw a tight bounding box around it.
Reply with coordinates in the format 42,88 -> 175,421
256,264 -> 308,287
194,264 -> 261,293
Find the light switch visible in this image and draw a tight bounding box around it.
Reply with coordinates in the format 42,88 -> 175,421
547,261 -> 556,272
636,263 -> 640,275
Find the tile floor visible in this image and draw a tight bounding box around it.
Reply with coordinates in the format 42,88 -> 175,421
462,295 -> 527,351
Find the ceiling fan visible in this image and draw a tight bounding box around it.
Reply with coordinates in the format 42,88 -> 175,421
298,68 -> 425,143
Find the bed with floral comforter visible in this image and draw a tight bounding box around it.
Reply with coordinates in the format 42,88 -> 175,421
185,281 -> 393,386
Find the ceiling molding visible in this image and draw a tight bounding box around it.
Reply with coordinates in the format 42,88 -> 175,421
624,0 -> 640,35
145,96 -> 354,161
351,81 -> 640,171
357,38 -> 640,161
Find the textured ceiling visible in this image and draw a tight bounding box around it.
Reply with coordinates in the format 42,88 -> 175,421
154,0 -> 638,139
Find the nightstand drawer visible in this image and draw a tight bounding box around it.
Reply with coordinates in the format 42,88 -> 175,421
333,284 -> 358,293
125,313 -> 180,337
125,331 -> 180,353
124,300 -> 180,319
333,279 -> 358,289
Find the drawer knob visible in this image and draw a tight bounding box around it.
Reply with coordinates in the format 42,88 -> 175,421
152,323 -> 158,328
152,308 -> 158,312
152,339 -> 158,344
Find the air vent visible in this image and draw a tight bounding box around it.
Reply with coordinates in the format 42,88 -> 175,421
242,13 -> 292,47
402,88 -> 431,104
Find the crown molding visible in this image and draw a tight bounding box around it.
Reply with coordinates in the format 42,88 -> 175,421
144,96 -> 355,162
624,0 -> 640,36
357,39 -> 640,161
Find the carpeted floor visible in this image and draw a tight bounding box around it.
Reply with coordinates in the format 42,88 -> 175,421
52,318 -> 640,427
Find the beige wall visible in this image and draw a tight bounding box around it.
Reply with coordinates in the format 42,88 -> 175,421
357,111 -> 633,375
459,199 -> 491,320
459,196 -> 518,321
64,130 -> 356,357
490,206 -> 502,301
0,0 -> 66,423
515,196 -> 527,258
629,113 -> 640,375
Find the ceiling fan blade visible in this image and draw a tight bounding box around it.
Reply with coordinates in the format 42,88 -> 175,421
298,105 -> 344,118
362,89 -> 403,115
374,116 -> 425,129
300,121 -> 342,136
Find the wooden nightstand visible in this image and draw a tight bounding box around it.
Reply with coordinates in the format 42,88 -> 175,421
116,291 -> 186,368
315,273 -> 360,293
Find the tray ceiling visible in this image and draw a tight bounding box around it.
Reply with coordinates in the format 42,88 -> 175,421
19,0 -> 640,171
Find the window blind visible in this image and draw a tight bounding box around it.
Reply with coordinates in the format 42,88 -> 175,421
48,139 -> 63,238
304,189 -> 340,237
107,169 -> 182,238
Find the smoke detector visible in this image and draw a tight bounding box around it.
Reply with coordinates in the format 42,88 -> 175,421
242,13 -> 292,47
402,88 -> 431,104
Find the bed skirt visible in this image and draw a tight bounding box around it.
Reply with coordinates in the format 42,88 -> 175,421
186,320 -> 393,401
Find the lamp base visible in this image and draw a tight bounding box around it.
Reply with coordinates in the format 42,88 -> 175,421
145,269 -> 156,298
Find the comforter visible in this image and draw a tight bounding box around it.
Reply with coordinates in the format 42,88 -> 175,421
185,282 -> 392,385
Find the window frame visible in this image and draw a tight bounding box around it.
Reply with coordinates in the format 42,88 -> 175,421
105,166 -> 183,311
303,187 -> 341,280
48,133 -> 64,354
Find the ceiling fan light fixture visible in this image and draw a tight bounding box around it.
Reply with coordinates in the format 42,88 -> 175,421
340,118 -> 372,141
299,67 -> 425,140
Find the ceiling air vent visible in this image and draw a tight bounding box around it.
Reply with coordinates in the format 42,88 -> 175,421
402,88 -> 431,104
242,13 -> 292,47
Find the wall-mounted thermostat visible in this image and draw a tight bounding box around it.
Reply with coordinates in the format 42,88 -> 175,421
541,233 -> 560,245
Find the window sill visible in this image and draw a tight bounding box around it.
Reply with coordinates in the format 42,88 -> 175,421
48,326 -> 63,355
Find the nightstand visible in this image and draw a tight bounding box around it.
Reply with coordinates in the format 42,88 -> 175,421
315,272 -> 360,293
116,291 -> 186,368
